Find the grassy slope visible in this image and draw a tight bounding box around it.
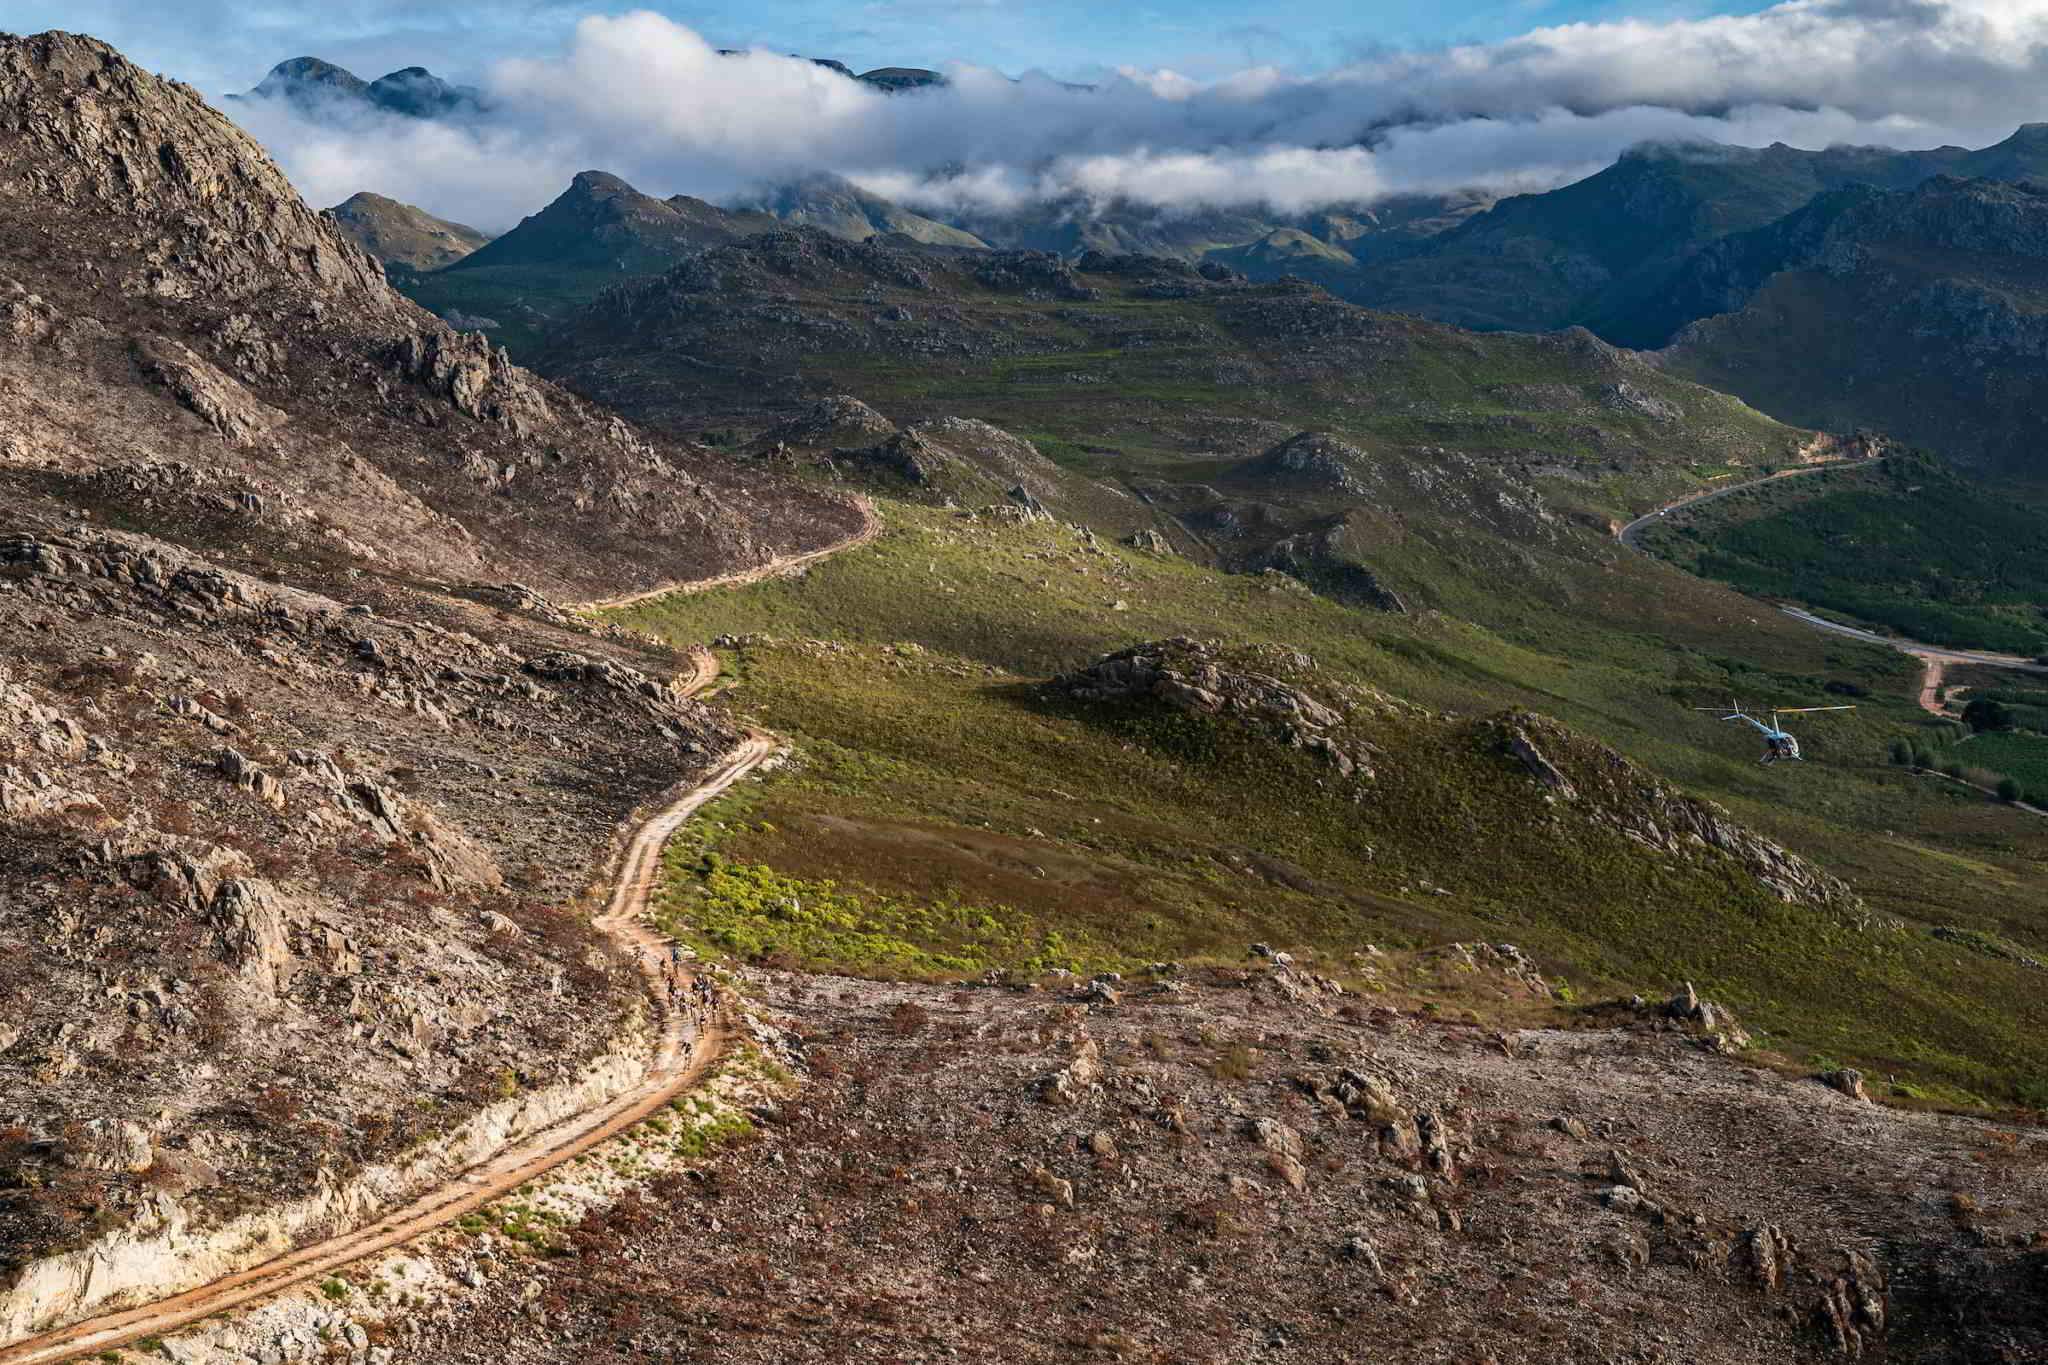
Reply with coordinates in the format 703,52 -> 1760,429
531,235 -> 1807,488
1954,731 -> 2048,802
622,501 -> 2048,1108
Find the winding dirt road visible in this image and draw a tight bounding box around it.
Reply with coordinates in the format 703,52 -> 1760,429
0,515 -> 890,1362
1777,606 -> 2048,677
1615,456 -> 1881,547
0,732 -> 773,1365
575,498 -> 882,613
1917,655 -> 1949,718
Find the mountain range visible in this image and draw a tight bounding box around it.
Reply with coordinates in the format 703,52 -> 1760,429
240,56 -> 486,118
283,58 -> 2048,479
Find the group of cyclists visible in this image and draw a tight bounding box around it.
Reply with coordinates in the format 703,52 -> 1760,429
661,943 -> 718,1017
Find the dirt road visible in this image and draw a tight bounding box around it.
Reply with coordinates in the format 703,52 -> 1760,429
1614,466 -> 2048,817
1615,457 -> 1881,547
676,644 -> 719,697
1917,654 -> 1949,717
1777,606 -> 2048,674
0,632 -> 792,1360
573,498 -> 882,613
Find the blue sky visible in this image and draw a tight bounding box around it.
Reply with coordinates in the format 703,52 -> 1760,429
5,0 -> 1747,91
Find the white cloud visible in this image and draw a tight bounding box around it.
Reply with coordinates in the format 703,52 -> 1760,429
226,1 -> 2048,230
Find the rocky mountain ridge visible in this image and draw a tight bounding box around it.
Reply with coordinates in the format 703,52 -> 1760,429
391,169 -> 979,349
0,34 -> 863,598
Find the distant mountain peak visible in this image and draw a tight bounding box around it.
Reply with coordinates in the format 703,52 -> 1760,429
736,173 -> 987,248
568,169 -> 640,197
446,170 -> 777,275
255,55 -> 366,98
243,56 -> 479,118
324,191 -> 493,272
857,66 -> 946,92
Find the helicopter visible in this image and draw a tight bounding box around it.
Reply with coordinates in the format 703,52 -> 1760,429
1693,701 -> 1856,764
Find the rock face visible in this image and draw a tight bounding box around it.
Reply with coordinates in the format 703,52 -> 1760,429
324,192 -> 493,272
0,33 -> 864,600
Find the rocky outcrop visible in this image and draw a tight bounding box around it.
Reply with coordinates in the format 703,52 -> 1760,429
1241,432 -> 1374,495
133,336 -> 286,446
1491,714 -> 1860,911
1247,527 -> 1408,612
1659,981 -> 1753,1050
395,328 -> 555,435
749,395 -> 899,453
1053,638 -> 1383,779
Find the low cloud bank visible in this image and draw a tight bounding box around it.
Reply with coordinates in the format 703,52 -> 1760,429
229,1 -> 2048,230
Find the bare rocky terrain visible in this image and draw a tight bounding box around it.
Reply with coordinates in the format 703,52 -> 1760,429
391,956 -> 2048,1364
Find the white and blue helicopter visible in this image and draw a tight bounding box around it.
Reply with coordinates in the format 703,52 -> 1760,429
1694,700 -> 1856,764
